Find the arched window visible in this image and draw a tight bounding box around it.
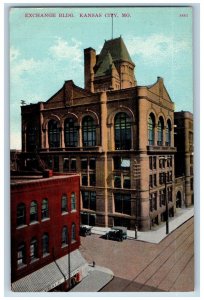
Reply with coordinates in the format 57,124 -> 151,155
64,118 -> 78,147
41,199 -> 49,219
157,117 -> 164,146
48,120 -> 60,148
166,120 -> 171,146
71,193 -> 76,211
61,194 -> 68,213
82,116 -> 96,146
30,238 -> 38,261
42,233 -> 49,256
71,223 -> 76,242
17,242 -> 26,267
30,201 -> 38,223
114,112 -> 131,150
148,114 -> 155,146
17,203 -> 26,227
62,226 -> 68,246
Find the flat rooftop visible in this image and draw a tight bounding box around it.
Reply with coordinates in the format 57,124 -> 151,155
11,173 -> 78,185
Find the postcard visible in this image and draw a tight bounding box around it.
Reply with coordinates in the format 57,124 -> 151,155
9,5 -> 194,294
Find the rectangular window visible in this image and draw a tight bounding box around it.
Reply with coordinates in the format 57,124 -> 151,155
114,193 -> 131,215
63,158 -> 69,171
123,176 -> 131,189
149,175 -> 153,188
114,157 -> 121,170
89,158 -> 96,170
81,158 -> 88,170
90,192 -> 96,211
153,174 -> 157,186
153,156 -> 157,169
114,175 -> 121,188
71,158 -> 76,171
89,173 -> 96,186
82,175 -> 88,186
82,191 -> 96,211
149,157 -> 153,170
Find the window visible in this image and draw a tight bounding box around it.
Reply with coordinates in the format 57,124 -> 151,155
148,114 -> 155,145
17,203 -> 26,227
123,176 -> 131,189
157,117 -> 164,146
114,113 -> 131,150
71,158 -> 76,171
64,118 -> 78,147
71,223 -> 76,242
81,158 -> 88,170
82,175 -> 88,186
41,199 -> 49,219
114,193 -> 131,215
153,174 -> 157,186
63,158 -> 69,171
159,190 -> 165,206
71,193 -> 76,211
17,242 -> 26,267
30,201 -> 38,223
89,173 -> 96,186
149,157 -> 153,170
114,175 -> 121,188
149,175 -> 153,188
113,157 -> 130,170
159,173 -> 165,184
166,120 -> 171,146
82,116 -> 96,146
26,123 -> 38,151
149,193 -> 157,212
42,233 -> 49,256
167,156 -> 172,167
61,194 -> 68,213
89,158 -> 96,170
62,226 -> 68,246
153,156 -> 157,169
30,238 -> 38,261
82,191 -> 96,211
48,120 -> 60,148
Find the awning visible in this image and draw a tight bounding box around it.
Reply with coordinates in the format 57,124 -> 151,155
11,249 -> 88,292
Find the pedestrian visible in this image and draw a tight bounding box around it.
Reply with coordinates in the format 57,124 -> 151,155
93,261 -> 95,267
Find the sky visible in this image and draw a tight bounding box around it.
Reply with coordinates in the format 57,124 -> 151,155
9,6 -> 193,150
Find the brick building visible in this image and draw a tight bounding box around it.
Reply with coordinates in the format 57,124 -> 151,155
20,36 -> 193,231
174,111 -> 194,208
11,173 -> 88,292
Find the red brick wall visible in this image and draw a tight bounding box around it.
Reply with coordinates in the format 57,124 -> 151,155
11,175 -> 80,282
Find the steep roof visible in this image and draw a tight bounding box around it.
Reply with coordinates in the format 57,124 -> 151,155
96,37 -> 134,68
95,51 -> 115,77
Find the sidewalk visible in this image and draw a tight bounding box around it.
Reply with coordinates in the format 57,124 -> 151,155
70,265 -> 114,292
90,207 -> 194,244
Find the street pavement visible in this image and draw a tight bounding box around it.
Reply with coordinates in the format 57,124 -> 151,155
91,206 -> 194,243
79,208 -> 194,293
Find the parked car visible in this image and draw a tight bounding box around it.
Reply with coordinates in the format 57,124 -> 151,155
79,225 -> 92,237
111,226 -> 127,240
105,228 -> 124,242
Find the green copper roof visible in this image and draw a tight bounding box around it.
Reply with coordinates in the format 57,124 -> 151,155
96,37 -> 134,68
95,51 -> 114,77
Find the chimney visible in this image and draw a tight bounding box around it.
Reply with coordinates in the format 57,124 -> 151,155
84,47 -> 96,92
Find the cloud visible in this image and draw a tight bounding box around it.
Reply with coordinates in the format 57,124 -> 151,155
49,37 -> 82,63
126,34 -> 191,63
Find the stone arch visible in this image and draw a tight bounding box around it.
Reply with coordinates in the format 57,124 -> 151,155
79,109 -> 99,126
42,114 -> 61,130
107,105 -> 135,125
61,112 -> 79,127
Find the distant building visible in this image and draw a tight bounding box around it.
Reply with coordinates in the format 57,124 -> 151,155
19,36 -> 193,231
174,111 -> 194,207
11,173 -> 88,292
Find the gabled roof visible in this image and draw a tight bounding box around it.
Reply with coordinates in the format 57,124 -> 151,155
146,77 -> 173,103
96,37 -> 134,69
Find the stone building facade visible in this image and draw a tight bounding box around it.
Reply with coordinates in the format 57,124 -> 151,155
20,36 -> 192,231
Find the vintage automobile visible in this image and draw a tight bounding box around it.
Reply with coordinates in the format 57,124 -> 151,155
79,225 -> 92,237
105,228 -> 124,242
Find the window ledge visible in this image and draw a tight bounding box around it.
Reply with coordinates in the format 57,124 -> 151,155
41,217 -> 50,222
71,209 -> 77,213
61,212 -> 68,216
29,221 -> 39,226
16,224 -> 27,230
61,244 -> 68,248
42,253 -> 50,258
17,263 -> 27,270
30,258 -> 39,264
